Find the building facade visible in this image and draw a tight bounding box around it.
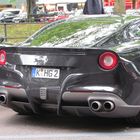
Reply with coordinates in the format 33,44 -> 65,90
36,0 -> 86,11
104,0 -> 140,9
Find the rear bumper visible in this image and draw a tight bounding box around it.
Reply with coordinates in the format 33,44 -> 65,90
0,86 -> 140,118
62,92 -> 140,118
0,86 -> 31,112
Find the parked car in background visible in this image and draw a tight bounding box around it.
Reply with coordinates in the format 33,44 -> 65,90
12,12 -> 27,23
1,8 -> 22,15
0,12 -> 15,23
0,8 -> 22,23
45,11 -> 69,23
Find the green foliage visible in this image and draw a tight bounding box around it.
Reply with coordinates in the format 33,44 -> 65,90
9,0 -> 16,4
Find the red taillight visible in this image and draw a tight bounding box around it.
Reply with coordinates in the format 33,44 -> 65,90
99,52 -> 118,70
0,50 -> 6,65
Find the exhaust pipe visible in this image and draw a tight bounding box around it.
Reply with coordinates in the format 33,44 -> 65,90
0,95 -> 6,104
91,101 -> 102,112
103,101 -> 114,111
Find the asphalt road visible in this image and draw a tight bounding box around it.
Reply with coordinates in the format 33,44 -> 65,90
1,106 -> 140,140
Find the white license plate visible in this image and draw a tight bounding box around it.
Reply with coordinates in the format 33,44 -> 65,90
32,67 -> 60,79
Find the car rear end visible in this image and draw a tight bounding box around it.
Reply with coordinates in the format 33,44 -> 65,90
0,47 -> 139,118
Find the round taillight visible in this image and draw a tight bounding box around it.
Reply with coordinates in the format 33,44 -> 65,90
0,50 -> 6,65
99,52 -> 118,70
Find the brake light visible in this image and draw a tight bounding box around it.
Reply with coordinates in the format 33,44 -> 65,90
99,52 -> 118,70
0,50 -> 6,65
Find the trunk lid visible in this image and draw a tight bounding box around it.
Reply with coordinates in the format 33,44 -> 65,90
1,47 -> 108,87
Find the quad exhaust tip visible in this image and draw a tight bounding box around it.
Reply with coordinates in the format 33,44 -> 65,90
91,101 -> 102,112
0,95 -> 6,104
90,100 -> 115,112
103,101 -> 114,111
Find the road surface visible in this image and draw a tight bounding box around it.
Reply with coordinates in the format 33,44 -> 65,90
0,106 -> 140,140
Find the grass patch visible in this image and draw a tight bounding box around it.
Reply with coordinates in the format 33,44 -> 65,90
0,23 -> 45,44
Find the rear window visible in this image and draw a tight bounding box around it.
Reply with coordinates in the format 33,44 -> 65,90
29,16 -> 121,48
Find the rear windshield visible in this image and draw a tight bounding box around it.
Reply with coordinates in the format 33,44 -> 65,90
27,16 -> 122,48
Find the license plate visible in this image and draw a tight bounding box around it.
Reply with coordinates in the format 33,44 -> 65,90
32,67 -> 60,79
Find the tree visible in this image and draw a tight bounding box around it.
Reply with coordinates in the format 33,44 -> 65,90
132,0 -> 137,9
26,0 -> 36,21
9,0 -> 16,3
9,0 -> 16,6
114,0 -> 126,14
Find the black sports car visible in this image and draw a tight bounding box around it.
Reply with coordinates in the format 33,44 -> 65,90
1,15 -> 140,123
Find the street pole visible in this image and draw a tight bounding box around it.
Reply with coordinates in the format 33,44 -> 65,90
4,23 -> 7,42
